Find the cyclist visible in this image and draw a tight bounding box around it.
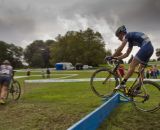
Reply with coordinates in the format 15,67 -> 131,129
0,60 -> 13,104
107,25 -> 154,90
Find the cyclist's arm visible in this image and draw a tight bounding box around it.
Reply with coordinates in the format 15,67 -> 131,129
116,47 -> 132,60
112,39 -> 127,57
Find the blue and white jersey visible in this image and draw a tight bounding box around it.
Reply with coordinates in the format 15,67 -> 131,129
0,65 -> 13,76
125,32 -> 150,48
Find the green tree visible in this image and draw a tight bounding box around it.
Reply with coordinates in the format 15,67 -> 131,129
0,41 -> 9,63
0,41 -> 23,68
50,28 -> 110,66
24,40 -> 55,67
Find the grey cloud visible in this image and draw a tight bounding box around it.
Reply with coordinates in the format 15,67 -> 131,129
62,0 -> 160,31
0,0 -> 79,44
0,0 -> 36,44
0,0 -> 159,52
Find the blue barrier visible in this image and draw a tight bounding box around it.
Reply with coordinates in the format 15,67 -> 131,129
67,93 -> 121,130
119,94 -> 132,103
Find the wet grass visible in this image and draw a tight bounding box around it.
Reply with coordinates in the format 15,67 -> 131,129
0,82 -> 102,130
0,69 -> 159,130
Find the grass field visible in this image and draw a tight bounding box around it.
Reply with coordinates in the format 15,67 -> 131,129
98,103 -> 160,130
0,69 -> 159,130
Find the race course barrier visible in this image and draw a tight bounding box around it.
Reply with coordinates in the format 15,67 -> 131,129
67,93 -> 122,130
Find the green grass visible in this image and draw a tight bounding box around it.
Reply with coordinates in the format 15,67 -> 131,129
98,81 -> 160,130
0,71 -> 102,130
0,69 -> 159,130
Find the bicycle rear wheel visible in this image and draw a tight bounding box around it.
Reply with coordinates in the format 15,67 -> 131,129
90,68 -> 119,98
10,80 -> 21,100
132,80 -> 160,112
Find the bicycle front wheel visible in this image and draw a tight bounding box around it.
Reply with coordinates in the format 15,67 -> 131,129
132,80 -> 160,112
90,68 -> 119,98
11,80 -> 21,100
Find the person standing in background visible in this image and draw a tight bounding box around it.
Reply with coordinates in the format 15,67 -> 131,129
46,68 -> 50,78
153,65 -> 158,79
146,69 -> 150,79
26,68 -> 31,77
41,69 -> 45,78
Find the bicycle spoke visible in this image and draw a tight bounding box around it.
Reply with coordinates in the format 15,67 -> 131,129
90,68 -> 119,98
132,81 -> 160,112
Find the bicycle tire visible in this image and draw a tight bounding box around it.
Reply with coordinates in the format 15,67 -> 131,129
132,80 -> 160,112
10,80 -> 21,100
90,68 -> 119,98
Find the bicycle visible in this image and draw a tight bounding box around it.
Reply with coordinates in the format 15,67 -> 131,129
6,73 -> 21,101
90,58 -> 160,112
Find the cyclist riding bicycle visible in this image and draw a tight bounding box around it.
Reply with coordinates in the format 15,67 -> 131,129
0,60 -> 13,104
106,25 -> 154,90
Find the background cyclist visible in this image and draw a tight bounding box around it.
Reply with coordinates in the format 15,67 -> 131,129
0,60 -> 13,104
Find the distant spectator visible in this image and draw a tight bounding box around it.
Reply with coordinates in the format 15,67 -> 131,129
150,67 -> 153,78
157,69 -> 159,76
146,70 -> 150,79
46,68 -> 50,78
26,68 -> 31,76
41,69 -> 45,78
152,65 -> 158,79
155,65 -> 159,77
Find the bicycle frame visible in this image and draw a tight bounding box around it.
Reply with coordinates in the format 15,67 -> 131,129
107,60 -> 124,82
91,59 -> 160,112
107,59 -> 146,91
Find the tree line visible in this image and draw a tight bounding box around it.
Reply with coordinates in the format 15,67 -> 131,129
0,41 -> 23,68
1,28 -> 159,68
24,28 -> 111,67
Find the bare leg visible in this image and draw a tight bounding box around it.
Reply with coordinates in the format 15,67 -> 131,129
138,64 -> 145,81
123,58 -> 140,80
135,64 -> 145,91
116,58 -> 141,89
0,85 -> 8,99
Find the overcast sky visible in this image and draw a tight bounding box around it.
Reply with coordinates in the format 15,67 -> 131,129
0,0 -> 160,59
